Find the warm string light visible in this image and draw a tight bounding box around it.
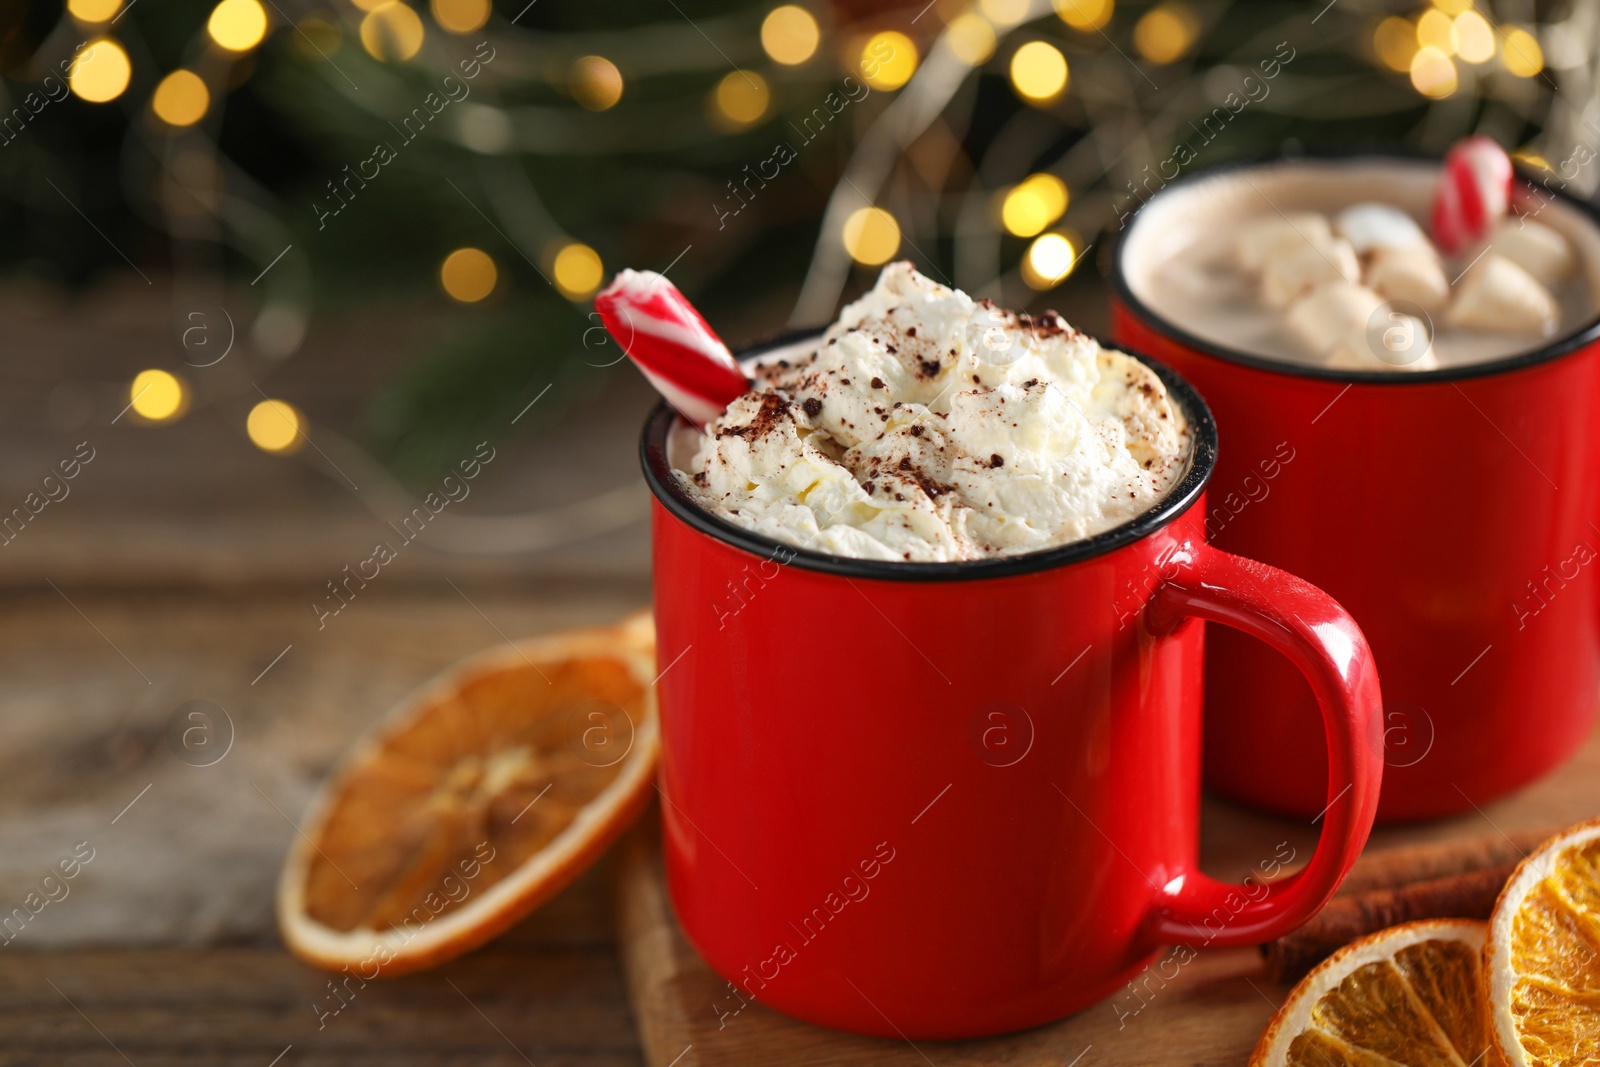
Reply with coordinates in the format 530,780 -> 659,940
440,248 -> 497,302
1022,232 -> 1078,289
247,400 -> 303,453
208,0 -> 268,52
431,0 -> 490,34
1010,40 -> 1068,104
841,207 -> 901,265
1415,8 -> 1455,55
360,2 -> 424,61
1410,45 -> 1457,97
713,71 -> 771,128
67,0 -> 123,23
859,32 -> 917,91
1372,6 -> 1543,89
1054,0 -> 1112,31
1373,17 -> 1417,72
552,242 -> 604,299
129,370 -> 187,423
69,38 -> 131,102
1001,174 -> 1069,237
152,70 -> 210,127
1133,3 -> 1197,64
1500,27 -> 1542,77
761,5 -> 820,66
1453,12 -> 1494,63
571,55 -> 623,111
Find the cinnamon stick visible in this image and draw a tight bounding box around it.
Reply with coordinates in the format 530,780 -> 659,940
1263,863 -> 1517,983
1261,826 -> 1557,985
1331,827 -> 1553,897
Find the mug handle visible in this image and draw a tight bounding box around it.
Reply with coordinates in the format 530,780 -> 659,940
1142,542 -> 1384,948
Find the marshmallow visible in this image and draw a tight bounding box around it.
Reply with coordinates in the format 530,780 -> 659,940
1365,245 -> 1450,314
1447,254 -> 1559,336
1232,213 -> 1333,274
1286,281 -> 1437,370
1335,203 -> 1430,255
1286,280 -> 1381,355
1485,217 -> 1576,288
1260,234 -> 1361,308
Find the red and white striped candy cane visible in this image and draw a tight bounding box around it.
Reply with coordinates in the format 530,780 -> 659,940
595,269 -> 748,426
1430,136 -> 1513,255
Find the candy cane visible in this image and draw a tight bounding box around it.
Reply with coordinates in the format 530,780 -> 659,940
594,270 -> 749,426
1430,136 -> 1513,255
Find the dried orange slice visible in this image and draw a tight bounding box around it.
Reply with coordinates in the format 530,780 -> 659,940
1486,817 -> 1600,1067
277,612 -> 657,976
1251,919 -> 1493,1067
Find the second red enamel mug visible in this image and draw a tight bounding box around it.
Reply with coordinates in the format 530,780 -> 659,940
642,337 -> 1384,1038
1111,153 -> 1600,822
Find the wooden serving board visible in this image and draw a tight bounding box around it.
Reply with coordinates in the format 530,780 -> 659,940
615,726 -> 1600,1067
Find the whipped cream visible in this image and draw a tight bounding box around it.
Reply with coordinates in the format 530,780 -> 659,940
672,263 -> 1192,563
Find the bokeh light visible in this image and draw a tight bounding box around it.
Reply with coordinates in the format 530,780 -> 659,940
842,207 -> 901,266
1001,173 -> 1069,237
1373,17 -> 1418,73
572,55 -> 623,111
761,5 -> 820,66
1410,45 -> 1457,97
713,71 -> 771,128
1501,27 -> 1543,77
360,3 -> 424,61
1513,149 -> 1551,171
946,14 -> 997,67
247,400 -> 303,454
129,370 -> 186,423
860,32 -> 917,91
207,0 -> 269,52
293,17 -> 341,58
1054,0 -> 1112,31
980,0 -> 1029,27
67,0 -> 122,22
1133,4 -> 1197,65
69,39 -> 131,103
552,242 -> 604,299
1022,233 -> 1079,289
1452,12 -> 1494,62
1010,40 -> 1068,104
1431,0 -> 1472,15
1415,9 -> 1455,56
152,71 -> 210,127
440,248 -> 497,302
431,0 -> 490,34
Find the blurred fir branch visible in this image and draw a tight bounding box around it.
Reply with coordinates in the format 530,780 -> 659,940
0,0 -> 1585,484
363,296 -> 594,485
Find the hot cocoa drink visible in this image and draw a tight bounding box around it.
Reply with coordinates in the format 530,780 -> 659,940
1119,156 -> 1600,371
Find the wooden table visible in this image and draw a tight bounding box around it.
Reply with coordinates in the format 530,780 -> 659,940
5,280 -> 1597,1065
0,280 -> 658,1065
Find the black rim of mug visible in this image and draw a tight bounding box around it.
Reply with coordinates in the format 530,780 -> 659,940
639,332 -> 1217,582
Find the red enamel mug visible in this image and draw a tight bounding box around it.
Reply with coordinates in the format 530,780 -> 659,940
641,338 -> 1383,1038
1111,154 -> 1600,822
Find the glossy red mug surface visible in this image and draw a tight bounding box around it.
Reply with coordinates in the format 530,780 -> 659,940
1110,154 -> 1600,822
641,340 -> 1384,1038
